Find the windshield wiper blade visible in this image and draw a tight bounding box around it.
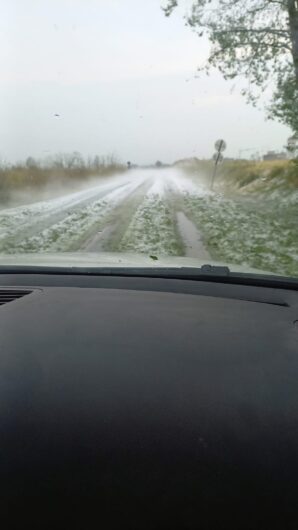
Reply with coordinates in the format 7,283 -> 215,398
0,264 -> 297,290
0,263 -> 230,276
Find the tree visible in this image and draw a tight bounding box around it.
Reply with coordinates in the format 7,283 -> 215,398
163,0 -> 298,133
93,155 -> 100,170
25,156 -> 38,169
63,151 -> 85,171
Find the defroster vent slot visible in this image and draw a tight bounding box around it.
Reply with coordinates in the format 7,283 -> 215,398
0,290 -> 32,306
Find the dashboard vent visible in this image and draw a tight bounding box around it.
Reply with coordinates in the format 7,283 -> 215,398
0,290 -> 32,306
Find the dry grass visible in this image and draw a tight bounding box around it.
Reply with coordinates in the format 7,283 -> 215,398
0,163 -> 125,206
216,160 -> 298,193
176,158 -> 298,195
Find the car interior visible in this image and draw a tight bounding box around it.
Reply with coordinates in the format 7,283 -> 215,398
1,267 -> 297,528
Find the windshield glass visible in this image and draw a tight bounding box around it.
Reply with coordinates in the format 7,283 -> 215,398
1,0 -> 297,277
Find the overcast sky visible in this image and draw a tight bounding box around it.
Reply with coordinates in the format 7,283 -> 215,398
0,0 -> 291,165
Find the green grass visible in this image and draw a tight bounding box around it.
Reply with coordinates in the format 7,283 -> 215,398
175,158 -> 298,276
181,193 -> 298,277
119,194 -> 184,257
0,199 -> 111,254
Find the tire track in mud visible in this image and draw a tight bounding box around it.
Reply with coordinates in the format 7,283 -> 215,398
176,211 -> 210,260
79,178 -> 153,252
165,175 -> 211,260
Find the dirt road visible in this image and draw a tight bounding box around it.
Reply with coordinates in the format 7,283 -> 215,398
1,167 -> 297,277
0,168 -> 210,259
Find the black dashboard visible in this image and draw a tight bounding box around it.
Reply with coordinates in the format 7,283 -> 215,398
0,272 -> 298,529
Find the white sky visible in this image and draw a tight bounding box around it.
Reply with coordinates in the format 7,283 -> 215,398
0,0 -> 291,164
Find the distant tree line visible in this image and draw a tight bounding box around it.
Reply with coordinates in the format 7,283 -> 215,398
22,152 -> 121,172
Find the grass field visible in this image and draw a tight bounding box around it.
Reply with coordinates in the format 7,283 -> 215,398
176,159 -> 298,276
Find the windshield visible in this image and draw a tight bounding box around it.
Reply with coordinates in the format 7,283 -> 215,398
1,0 -> 297,278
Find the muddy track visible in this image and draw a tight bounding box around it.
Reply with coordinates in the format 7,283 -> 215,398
81,178 -> 153,252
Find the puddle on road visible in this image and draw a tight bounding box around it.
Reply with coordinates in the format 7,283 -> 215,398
176,211 -> 210,260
